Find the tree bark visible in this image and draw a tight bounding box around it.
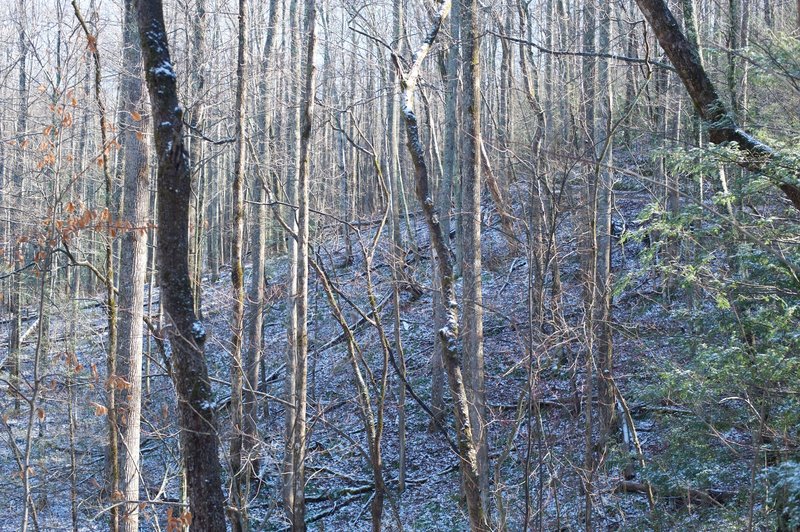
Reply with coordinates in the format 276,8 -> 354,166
460,0 -> 489,512
117,2 -> 150,530
187,0 -> 207,316
283,0 -> 302,522
229,0 -> 249,529
394,2 -> 488,528
635,0 -> 800,211
136,1 -> 227,529
431,0 -> 461,431
289,1 -> 316,528
243,0 -> 282,489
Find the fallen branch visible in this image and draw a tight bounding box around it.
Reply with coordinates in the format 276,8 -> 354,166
310,292 -> 391,354
614,480 -> 736,507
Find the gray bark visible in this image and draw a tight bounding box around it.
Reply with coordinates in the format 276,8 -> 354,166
460,0 -> 489,512
117,2 -> 150,530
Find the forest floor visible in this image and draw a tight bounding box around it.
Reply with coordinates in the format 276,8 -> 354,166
0,187 -> 756,531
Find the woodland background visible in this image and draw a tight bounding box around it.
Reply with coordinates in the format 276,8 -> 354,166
1,0 -> 800,530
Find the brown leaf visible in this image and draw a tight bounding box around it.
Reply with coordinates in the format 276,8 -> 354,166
90,402 -> 107,416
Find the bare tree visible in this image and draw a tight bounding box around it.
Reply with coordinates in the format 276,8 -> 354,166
459,0 -> 489,512
394,2 -> 489,529
116,1 -> 151,529
229,0 -> 249,528
136,0 -> 226,528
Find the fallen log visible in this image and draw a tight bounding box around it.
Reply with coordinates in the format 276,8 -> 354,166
614,480 -> 736,507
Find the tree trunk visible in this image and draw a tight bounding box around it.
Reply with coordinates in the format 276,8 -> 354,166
394,2 -> 488,528
283,0 -> 302,521
460,0 -> 489,513
596,0 -> 616,444
117,2 -> 150,530
635,0 -> 800,211
136,1 -> 227,528
431,0 -> 461,430
243,0 -> 282,489
187,0 -> 207,316
229,0 -> 249,529
290,1 -> 316,528
9,0 -> 28,417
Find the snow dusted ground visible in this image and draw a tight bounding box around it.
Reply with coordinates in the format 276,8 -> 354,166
0,189 -> 746,530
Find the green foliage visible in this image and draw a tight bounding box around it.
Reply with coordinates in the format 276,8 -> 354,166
628,141 -> 800,527
767,461 -> 800,531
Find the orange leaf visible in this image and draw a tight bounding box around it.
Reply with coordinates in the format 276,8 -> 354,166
131,111 -> 142,122
90,402 -> 107,416
36,407 -> 45,420
107,375 -> 132,390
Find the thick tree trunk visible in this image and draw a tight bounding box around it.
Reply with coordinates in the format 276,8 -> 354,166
136,2 -> 227,529
635,0 -> 800,211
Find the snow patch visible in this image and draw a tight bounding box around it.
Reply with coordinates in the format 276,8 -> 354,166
191,320 -> 206,341
151,61 -> 176,80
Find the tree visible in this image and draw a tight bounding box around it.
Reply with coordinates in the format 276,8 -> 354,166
635,0 -> 800,212
136,1 -> 226,528
286,0 -> 317,528
116,1 -> 150,529
229,0 -> 249,528
459,0 -> 489,512
394,1 -> 489,528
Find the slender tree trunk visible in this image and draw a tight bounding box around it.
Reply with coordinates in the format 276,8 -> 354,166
289,1 -> 316,528
229,0 -> 249,529
187,0 -> 207,316
394,3 -> 488,528
72,4 -> 120,526
117,2 -> 150,530
581,1 -> 597,527
243,0 -> 282,489
460,0 -> 489,513
596,0 -> 616,443
9,0 -> 28,417
386,0 -> 408,494
431,0 -> 461,430
283,0 -> 302,521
